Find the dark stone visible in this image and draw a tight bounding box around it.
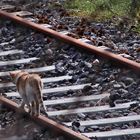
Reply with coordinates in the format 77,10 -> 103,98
69,76 -> 78,83
97,41 -> 104,46
82,85 -> 93,92
72,120 -> 80,128
130,102 -> 139,108
109,93 -> 121,102
109,100 -> 115,107
67,89 -> 74,95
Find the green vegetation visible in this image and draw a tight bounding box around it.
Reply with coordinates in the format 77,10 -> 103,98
64,0 -> 139,21
63,0 -> 140,32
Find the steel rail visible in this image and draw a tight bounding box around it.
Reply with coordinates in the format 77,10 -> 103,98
0,96 -> 90,140
0,10 -> 140,72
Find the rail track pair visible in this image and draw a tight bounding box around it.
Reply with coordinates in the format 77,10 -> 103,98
0,7 -> 140,140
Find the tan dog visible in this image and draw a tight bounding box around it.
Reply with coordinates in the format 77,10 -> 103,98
9,71 -> 47,116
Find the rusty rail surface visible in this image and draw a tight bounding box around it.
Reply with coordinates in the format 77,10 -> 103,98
0,10 -> 140,73
0,9 -> 140,139
0,96 -> 90,140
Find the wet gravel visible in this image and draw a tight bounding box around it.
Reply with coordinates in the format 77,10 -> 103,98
0,0 -> 140,140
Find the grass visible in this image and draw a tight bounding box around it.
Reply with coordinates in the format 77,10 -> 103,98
64,0 -> 131,21
64,0 -> 140,33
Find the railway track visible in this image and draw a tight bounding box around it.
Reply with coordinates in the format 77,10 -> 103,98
0,3 -> 140,140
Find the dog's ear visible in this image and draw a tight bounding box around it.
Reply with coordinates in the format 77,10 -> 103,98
9,71 -> 21,77
9,72 -> 15,78
9,72 -> 14,76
